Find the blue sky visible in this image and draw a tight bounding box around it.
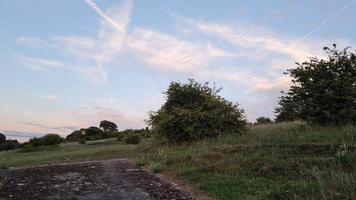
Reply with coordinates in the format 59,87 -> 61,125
1,0 -> 355,141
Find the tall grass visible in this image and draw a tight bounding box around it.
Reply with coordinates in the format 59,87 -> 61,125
215,121 -> 356,145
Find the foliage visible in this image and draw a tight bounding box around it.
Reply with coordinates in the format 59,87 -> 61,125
0,140 -> 20,151
255,116 -> 273,124
29,134 -> 63,147
65,121 -> 149,142
66,130 -> 85,142
117,128 -> 151,139
99,120 -> 118,132
85,127 -> 104,140
124,134 -> 141,145
117,134 -> 124,141
42,134 -> 63,145
275,45 -> 356,125
0,133 -> 5,143
275,95 -> 300,122
148,79 -> 246,143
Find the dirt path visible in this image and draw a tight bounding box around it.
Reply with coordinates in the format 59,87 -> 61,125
0,159 -> 195,200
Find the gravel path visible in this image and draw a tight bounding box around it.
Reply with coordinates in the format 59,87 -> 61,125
0,159 -> 195,200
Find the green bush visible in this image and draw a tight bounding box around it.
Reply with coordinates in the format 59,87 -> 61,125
0,140 -> 20,151
17,144 -> 35,153
29,134 -> 63,147
255,116 -> 273,124
66,130 -> 84,142
124,134 -> 141,145
275,45 -> 356,125
148,79 -> 246,143
0,133 -> 5,143
42,134 -> 63,145
85,127 -> 104,140
117,134 -> 124,141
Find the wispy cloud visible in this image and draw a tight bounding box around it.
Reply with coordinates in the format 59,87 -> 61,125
183,19 -> 319,62
18,55 -> 63,72
17,0 -> 133,84
17,36 -> 48,48
65,97 -> 146,130
127,28 -> 232,73
39,94 -> 59,101
17,1 -> 351,96
24,122 -> 79,133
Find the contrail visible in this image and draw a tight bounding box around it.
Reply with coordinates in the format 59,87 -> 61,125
297,0 -> 354,44
84,0 -> 163,92
84,0 -> 125,31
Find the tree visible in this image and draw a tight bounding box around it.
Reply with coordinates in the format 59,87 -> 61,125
148,79 -> 246,143
85,126 -> 104,140
275,45 -> 356,125
66,130 -> 84,142
274,94 -> 301,122
99,120 -> 118,132
0,133 -> 5,143
255,117 -> 272,124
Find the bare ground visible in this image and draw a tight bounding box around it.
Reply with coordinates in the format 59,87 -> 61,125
0,159 -> 195,200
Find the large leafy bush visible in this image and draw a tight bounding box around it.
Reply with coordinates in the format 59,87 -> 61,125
148,79 -> 246,143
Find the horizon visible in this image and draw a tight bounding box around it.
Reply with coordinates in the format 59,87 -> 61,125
1,0 -> 356,142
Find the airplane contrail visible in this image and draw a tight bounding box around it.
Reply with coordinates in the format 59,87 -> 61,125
84,0 -> 163,92
297,0 -> 354,44
84,0 -> 125,31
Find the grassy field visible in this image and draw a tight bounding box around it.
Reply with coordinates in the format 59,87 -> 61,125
1,121 -> 356,199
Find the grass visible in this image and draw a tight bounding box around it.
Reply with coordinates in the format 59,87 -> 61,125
0,121 -> 356,199
0,139 -> 137,168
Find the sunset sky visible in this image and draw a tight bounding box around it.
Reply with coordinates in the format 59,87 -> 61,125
1,0 -> 355,141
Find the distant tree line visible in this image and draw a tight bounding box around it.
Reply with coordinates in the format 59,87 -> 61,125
66,120 -> 150,144
0,133 -> 20,151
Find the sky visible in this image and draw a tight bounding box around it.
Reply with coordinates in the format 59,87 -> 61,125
0,0 -> 355,142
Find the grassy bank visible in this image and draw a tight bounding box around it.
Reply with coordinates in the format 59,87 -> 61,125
1,122 -> 356,199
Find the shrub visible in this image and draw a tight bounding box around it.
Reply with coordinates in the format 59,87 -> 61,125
124,134 -> 141,145
66,130 -> 84,142
255,117 -> 273,124
41,134 -> 63,145
117,134 -> 124,141
0,140 -> 20,151
17,144 -> 35,153
29,134 -> 63,147
148,79 -> 246,143
0,133 -> 5,143
85,127 -> 104,140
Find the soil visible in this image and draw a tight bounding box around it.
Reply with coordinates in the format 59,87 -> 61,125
0,159 -> 195,200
